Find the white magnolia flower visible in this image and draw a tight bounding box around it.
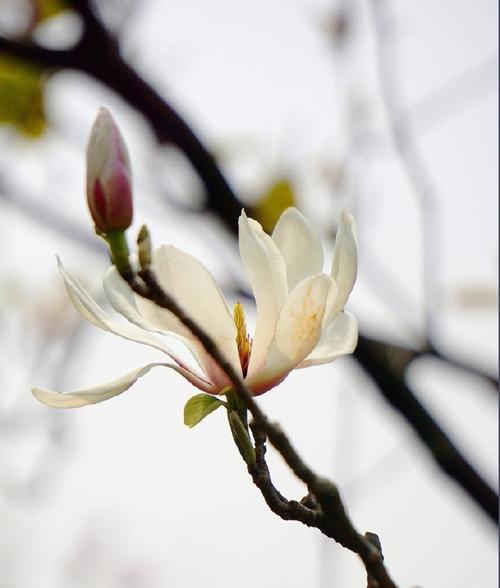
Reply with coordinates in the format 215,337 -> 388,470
32,208 -> 358,408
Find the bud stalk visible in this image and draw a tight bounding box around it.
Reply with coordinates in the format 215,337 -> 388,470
106,230 -> 132,279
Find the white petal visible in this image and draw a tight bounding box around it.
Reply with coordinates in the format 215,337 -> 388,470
247,274 -> 332,393
32,361 -> 216,409
104,264 -> 200,366
239,212 -> 288,376
329,210 -> 357,319
135,245 -> 241,382
272,207 -> 324,291
58,258 -> 209,383
103,266 -> 165,333
299,311 -> 358,368
321,278 -> 339,329
58,257 -> 170,353
58,256 -> 110,331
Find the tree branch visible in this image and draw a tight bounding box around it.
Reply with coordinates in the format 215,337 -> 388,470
426,345 -> 498,391
247,425 -> 321,530
354,335 -> 498,523
0,36 -> 76,68
125,267 -> 399,588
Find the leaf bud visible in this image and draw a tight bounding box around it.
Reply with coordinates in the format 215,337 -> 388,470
228,409 -> 256,466
137,224 -> 152,269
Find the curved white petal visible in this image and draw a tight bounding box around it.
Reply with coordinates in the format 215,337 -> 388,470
134,245 -> 240,383
320,277 -> 339,329
58,256 -> 112,331
32,361 -> 216,409
58,258 -> 209,384
104,266 -> 208,376
247,274 -> 332,394
239,211 -> 288,376
299,311 -> 358,368
103,266 -> 161,333
329,210 -> 357,319
272,207 -> 324,291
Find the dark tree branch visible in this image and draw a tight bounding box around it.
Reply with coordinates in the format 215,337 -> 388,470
426,345 -> 498,391
0,36 -> 76,68
248,427 -> 396,588
354,335 -> 498,523
247,425 -> 321,530
125,267 -> 399,588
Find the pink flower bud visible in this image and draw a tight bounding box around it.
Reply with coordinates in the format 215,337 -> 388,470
86,107 -> 133,233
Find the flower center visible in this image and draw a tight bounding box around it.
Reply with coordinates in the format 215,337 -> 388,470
233,302 -> 252,378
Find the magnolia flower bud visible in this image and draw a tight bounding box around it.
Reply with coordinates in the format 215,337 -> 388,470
86,107 -> 133,233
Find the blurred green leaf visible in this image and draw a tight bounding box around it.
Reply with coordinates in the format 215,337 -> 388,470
0,55 -> 46,138
183,393 -> 225,428
32,0 -> 69,22
252,178 -> 296,233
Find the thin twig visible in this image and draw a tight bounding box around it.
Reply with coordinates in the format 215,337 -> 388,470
368,0 -> 441,339
402,56 -> 497,134
0,176 -> 102,255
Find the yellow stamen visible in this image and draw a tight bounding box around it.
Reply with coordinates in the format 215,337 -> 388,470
233,301 -> 252,377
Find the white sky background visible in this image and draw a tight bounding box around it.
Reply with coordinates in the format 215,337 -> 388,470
0,0 -> 498,587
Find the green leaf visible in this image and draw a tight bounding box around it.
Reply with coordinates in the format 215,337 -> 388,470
33,0 -> 69,22
183,394 -> 225,428
0,55 -> 46,138
252,178 -> 297,233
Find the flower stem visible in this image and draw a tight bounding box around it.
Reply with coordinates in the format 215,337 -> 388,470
106,230 -> 132,278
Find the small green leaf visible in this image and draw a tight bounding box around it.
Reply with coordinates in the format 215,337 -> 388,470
183,394 -> 224,428
33,0 -> 69,22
